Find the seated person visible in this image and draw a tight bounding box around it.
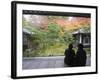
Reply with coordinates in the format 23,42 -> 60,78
75,44 -> 87,66
64,44 -> 75,67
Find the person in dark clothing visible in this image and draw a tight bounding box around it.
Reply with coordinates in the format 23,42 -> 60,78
75,44 -> 87,66
64,44 -> 75,67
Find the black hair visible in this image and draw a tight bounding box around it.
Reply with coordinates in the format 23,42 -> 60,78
69,43 -> 73,49
78,43 -> 84,49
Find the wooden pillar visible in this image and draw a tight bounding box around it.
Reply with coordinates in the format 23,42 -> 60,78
79,34 -> 82,43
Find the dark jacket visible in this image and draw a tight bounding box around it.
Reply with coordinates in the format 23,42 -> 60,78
75,49 -> 87,66
64,49 -> 75,66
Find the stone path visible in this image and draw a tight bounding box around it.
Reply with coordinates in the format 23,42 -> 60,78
22,55 -> 91,69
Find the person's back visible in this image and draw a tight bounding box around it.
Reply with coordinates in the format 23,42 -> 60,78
75,44 -> 87,66
64,44 -> 75,66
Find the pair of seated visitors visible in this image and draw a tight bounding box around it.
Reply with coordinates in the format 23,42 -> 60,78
64,43 -> 87,67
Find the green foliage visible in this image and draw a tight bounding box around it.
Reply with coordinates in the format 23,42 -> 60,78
63,31 -> 75,45
84,48 -> 91,54
48,16 -> 68,20
81,26 -> 91,32
83,26 -> 90,32
23,22 -> 75,57
48,23 -> 60,32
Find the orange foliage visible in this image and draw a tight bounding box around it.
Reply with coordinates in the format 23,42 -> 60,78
55,17 -> 90,30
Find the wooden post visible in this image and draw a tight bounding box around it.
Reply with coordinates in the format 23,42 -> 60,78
79,34 -> 82,43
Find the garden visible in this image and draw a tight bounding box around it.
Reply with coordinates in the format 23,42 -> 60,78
22,15 -> 91,57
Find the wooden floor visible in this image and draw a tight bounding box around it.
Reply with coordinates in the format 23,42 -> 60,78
22,55 -> 91,70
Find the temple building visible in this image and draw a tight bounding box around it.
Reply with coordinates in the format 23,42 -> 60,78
23,28 -> 33,51
72,29 -> 91,48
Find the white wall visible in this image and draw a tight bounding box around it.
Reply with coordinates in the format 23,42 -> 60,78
0,0 -> 99,80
